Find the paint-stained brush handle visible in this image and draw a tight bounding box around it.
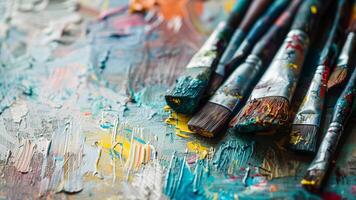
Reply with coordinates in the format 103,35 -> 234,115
291,0 -> 328,37
302,67 -> 356,192
289,0 -> 350,153
225,0 -> 251,32
165,0 -> 251,114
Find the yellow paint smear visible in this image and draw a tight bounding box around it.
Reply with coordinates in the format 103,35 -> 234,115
301,179 -> 315,185
186,141 -> 209,159
97,131 -> 152,171
164,106 -> 194,134
98,133 -> 131,159
310,5 -> 317,14
224,0 -> 235,12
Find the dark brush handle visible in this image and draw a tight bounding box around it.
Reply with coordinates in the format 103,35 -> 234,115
291,0 -> 330,37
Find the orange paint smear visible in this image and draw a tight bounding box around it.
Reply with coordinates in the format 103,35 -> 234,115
129,0 -> 203,20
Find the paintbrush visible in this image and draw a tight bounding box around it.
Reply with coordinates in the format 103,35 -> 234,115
207,0 -> 290,96
230,0 -> 331,133
289,0 -> 350,154
188,0 -> 302,138
165,0 -> 251,114
327,2 -> 356,92
301,67 -> 356,192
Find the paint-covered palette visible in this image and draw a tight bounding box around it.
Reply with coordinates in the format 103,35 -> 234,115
0,0 -> 355,199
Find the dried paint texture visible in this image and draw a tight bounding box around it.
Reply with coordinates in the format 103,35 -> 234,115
213,140 -> 254,175
13,139 -> 36,173
261,148 -> 301,179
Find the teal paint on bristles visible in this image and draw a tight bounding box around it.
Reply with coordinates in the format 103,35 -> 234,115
289,0 -> 350,154
230,0 -> 331,133
327,0 -> 356,91
164,0 -> 251,114
188,0 -> 302,138
301,67 -> 356,192
207,0 -> 290,96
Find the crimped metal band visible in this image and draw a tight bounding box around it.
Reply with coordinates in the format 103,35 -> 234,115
210,54 -> 262,112
307,122 -> 343,170
336,32 -> 355,68
249,29 -> 309,101
293,64 -> 326,125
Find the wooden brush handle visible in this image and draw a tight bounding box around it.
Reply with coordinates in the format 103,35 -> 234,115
238,0 -> 273,31
225,0 -> 251,31
302,67 -> 356,191
215,0 -> 272,73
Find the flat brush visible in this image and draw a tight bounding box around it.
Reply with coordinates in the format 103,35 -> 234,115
208,0 -> 290,96
289,0 -> 350,154
327,3 -> 356,91
165,0 -> 251,114
188,0 -> 302,138
301,67 -> 356,192
230,0 -> 331,133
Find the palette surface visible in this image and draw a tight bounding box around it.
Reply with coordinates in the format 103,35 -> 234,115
0,0 -> 355,199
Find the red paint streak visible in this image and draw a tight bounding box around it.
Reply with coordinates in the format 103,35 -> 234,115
322,192 -> 342,200
320,67 -> 330,97
351,185 -> 356,194
286,34 -> 304,53
345,93 -> 353,104
113,14 -> 146,31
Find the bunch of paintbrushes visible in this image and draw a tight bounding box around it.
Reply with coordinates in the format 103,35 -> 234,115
166,0 -> 283,114
188,0 -> 303,137
301,66 -> 356,192
327,3 -> 356,91
289,0 -> 351,153
230,0 -> 331,133
165,0 -> 251,114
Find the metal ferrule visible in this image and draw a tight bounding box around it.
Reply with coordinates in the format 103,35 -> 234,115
249,29 -> 309,101
293,65 -> 327,126
307,122 -> 343,171
336,32 -> 356,69
187,22 -> 226,69
210,54 -> 262,112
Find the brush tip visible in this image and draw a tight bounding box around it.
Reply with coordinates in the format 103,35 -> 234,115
289,124 -> 318,154
188,102 -> 231,138
165,76 -> 208,114
230,97 -> 290,133
301,169 -> 326,192
327,68 -> 348,90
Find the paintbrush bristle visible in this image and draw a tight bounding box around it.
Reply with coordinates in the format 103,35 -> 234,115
230,96 -> 290,133
289,124 -> 318,153
206,73 -> 224,96
165,76 -> 207,114
327,67 -> 348,90
188,102 -> 231,138
301,169 -> 326,192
